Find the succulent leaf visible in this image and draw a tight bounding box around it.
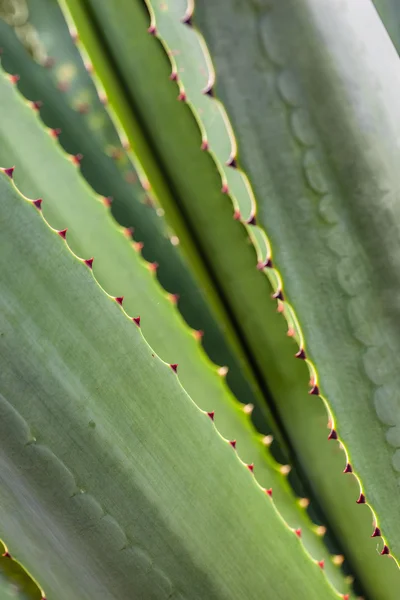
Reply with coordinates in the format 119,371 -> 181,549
0,169 -> 342,599
194,0 -> 400,572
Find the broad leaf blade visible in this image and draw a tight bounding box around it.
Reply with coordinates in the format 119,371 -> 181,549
0,170 -> 340,599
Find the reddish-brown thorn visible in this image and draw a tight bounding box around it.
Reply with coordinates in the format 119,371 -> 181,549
309,384 -> 320,396
72,153 -> 83,165
33,198 -> 43,210
3,167 -> 14,179
247,463 -> 254,473
380,545 -> 390,555
221,183 -> 229,194
77,103 -> 90,115
148,24 -> 157,35
50,128 -> 61,138
203,85 -> 214,97
115,296 -> 124,306
168,293 -> 180,305
170,363 -> 178,373
295,528 -> 302,538
295,348 -> 306,360
58,229 -> 67,240
328,429 -> 338,440
233,209 -> 241,220
371,526 -> 381,538
229,440 -> 237,449
247,215 -> 257,225
193,329 -> 204,341
133,316 -> 141,327
2,551 -> 11,558
266,488 -> 273,497
9,74 -> 20,84
178,91 -> 187,102
182,14 -> 193,26
43,56 -> 55,68
31,100 -> 43,111
57,81 -> 70,92
133,241 -> 144,252
317,560 -> 325,569
102,196 -> 113,208
201,140 -> 209,151
148,262 -> 158,272
356,493 -> 366,504
226,156 -> 237,168
169,71 -> 178,81
272,289 -> 284,301
343,595 -> 350,600
207,411 -> 215,421
343,463 -> 353,474
257,258 -> 273,270
123,227 -> 134,239
84,258 -> 94,269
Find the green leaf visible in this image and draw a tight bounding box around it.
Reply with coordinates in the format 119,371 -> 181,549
0,0 -> 260,426
60,0 -> 400,596
373,0 -> 400,55
0,169 -> 341,599
194,0 -> 400,575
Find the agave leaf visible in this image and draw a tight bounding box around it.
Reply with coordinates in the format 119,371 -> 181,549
137,4 -> 400,598
0,0 -> 262,434
0,60 -> 354,592
0,169 -> 342,599
194,0 -> 400,571
60,0 -> 400,596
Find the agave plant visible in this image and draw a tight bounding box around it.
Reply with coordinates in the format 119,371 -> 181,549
0,0 -> 400,598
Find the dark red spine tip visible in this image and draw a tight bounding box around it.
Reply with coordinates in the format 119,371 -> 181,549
295,529 -> 302,538
169,71 -> 178,82
84,258 -> 94,269
328,429 -> 338,440
115,296 -> 124,306
309,384 -> 320,396
266,488 -> 273,497
72,154 -> 83,165
380,545 -> 390,555
133,316 -> 141,327
343,463 -> 353,474
2,551 -> 11,558
221,183 -> 229,194
247,463 -> 254,473
147,25 -> 157,35
182,15 -> 193,26
33,198 -> 43,210
50,128 -> 61,138
207,411 -> 215,421
9,74 -> 20,84
32,100 -> 43,111
233,209 -> 241,220
3,167 -> 14,179
170,363 -> 178,373
58,229 -> 67,240
201,140 -> 209,151
272,289 -> 284,301
203,85 -> 214,97
371,526 -> 381,538
229,440 -> 237,449
246,215 -> 257,225
317,560 -> 325,569
102,196 -> 113,208
356,493 -> 366,504
178,91 -> 187,102
295,348 -> 306,360
257,258 -> 273,270
226,156 -> 237,168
